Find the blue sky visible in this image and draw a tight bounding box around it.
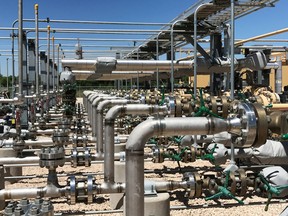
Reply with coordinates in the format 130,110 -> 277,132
0,0 -> 287,75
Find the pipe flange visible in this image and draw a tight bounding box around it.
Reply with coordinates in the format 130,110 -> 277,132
229,171 -> 237,195
251,103 -> 268,147
68,176 -> 76,204
68,175 -> 95,204
194,172 -> 202,198
221,96 -> 230,118
71,148 -> 91,168
231,102 -> 257,148
39,146 -> 65,168
13,139 -> 25,152
152,147 -> 164,163
52,129 -> 70,144
181,147 -> 196,163
175,96 -> 182,117
238,169 -> 247,196
87,175 -> 94,204
182,172 -> 196,198
166,96 -> 175,117
58,118 -> 71,130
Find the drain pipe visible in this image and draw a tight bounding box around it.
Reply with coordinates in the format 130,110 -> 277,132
104,104 -> 167,183
96,99 -> 137,154
125,116 -> 235,216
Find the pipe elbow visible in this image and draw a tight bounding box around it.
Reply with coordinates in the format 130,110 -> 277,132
126,118 -> 159,151
105,105 -> 125,122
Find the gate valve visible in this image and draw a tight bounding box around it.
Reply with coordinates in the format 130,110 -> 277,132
193,89 -> 223,119
205,171 -> 244,205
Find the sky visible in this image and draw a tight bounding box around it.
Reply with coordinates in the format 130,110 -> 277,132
0,0 -> 287,75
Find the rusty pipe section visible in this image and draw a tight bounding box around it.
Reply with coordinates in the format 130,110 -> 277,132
104,104 -> 168,183
125,116 -> 234,216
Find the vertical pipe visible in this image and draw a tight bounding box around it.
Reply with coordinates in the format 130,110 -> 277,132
46,26 -> 50,94
156,33 -> 160,90
137,49 -> 140,90
11,27 -> 15,97
57,44 -> 60,92
275,60 -> 282,94
46,26 -> 50,111
194,3 -> 213,97
230,0 -> 236,165
170,26 -> 174,93
52,37 -> 55,92
35,4 -> 39,96
126,150 -> 144,216
18,0 -> 23,97
230,0 -> 235,100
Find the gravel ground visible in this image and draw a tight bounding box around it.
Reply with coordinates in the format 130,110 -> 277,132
2,159 -> 287,216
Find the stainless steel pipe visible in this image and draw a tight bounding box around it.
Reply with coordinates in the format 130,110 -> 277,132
104,104 -> 167,183
125,116 -> 234,216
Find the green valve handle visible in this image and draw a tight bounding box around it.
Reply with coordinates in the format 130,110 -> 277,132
194,89 -> 223,119
205,171 -> 244,205
281,134 -> 288,140
205,186 -> 244,205
172,136 -> 184,144
258,174 -> 288,211
201,144 -> 217,164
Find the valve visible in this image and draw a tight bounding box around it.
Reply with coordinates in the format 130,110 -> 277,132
193,89 -> 223,119
52,129 -> 70,145
201,143 -> 217,164
71,148 -> 91,168
255,170 -> 288,211
205,171 -> 244,205
152,146 -> 202,163
67,175 -> 95,204
39,146 -> 65,169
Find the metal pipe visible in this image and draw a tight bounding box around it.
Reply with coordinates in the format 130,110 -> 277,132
125,116 -> 233,216
104,104 -> 167,183
52,37 -> 55,92
230,0 -> 235,100
156,32 -> 161,90
235,28 -> 288,46
91,95 -> 115,136
18,0 -> 23,97
229,0 -> 236,167
194,3 -> 213,97
96,99 -> 136,153
45,26 -> 51,114
57,44 -> 60,92
0,184 -> 66,203
275,60 -> 282,94
35,4 -> 39,96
